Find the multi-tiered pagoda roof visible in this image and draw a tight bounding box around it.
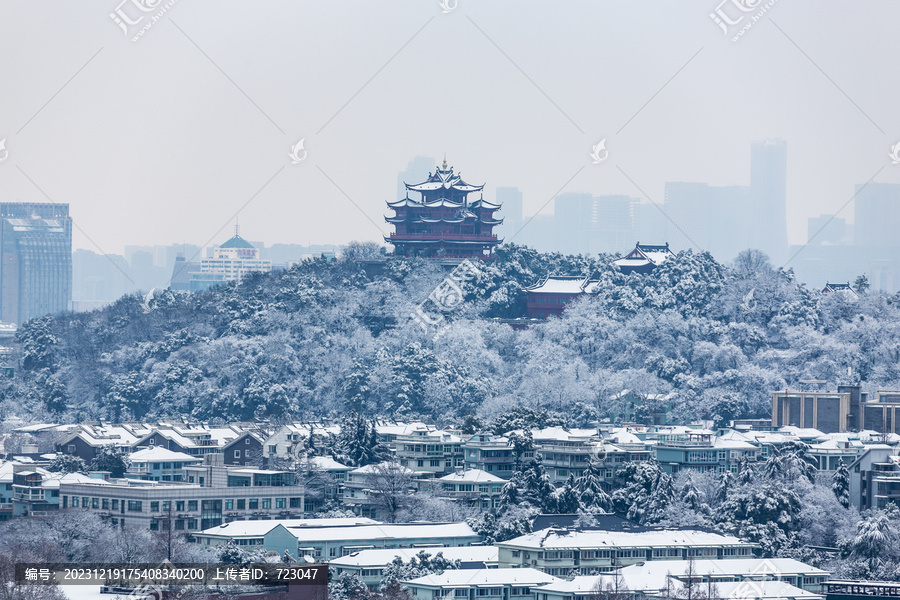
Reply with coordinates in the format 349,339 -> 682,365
385,158 -> 503,259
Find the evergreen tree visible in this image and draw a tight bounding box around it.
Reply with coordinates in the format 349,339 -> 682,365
832,459 -> 851,509
89,446 -> 130,478
575,461 -> 613,513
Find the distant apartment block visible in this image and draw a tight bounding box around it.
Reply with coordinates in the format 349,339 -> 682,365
0,203 -> 72,324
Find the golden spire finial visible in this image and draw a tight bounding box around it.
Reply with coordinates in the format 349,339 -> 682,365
442,154 -> 448,170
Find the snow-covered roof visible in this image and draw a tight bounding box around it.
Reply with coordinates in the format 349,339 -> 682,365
197,517 -> 378,538
129,447 -> 199,462
286,522 -> 478,543
531,427 -> 599,442
302,456 -> 352,471
694,581 -> 821,600
405,568 -> 558,588
41,472 -> 109,489
712,438 -> 758,450
499,528 -> 749,550
330,546 -> 498,568
350,462 -> 415,475
613,559 -> 828,592
778,426 -> 826,440
439,469 -> 504,483
525,275 -> 589,294
537,576 -> 604,594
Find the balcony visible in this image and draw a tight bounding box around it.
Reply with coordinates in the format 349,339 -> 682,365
388,233 -> 499,241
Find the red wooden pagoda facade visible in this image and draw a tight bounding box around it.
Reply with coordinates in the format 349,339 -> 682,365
385,158 -> 503,259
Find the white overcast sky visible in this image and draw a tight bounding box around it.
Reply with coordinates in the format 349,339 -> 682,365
0,0 -> 898,254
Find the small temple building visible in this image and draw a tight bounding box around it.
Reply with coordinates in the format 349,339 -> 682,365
612,242 -> 676,275
385,158 -> 503,259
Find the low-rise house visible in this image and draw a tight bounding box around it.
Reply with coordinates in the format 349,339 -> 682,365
404,568 -> 559,600
612,242 -> 675,275
437,469 -> 505,509
127,447 -> 201,482
196,521 -> 480,562
222,432 -> 266,467
192,517 -> 377,557
496,527 -> 755,576
524,276 -> 591,319
331,546 -> 499,588
610,558 -> 829,595
342,462 -> 417,520
59,473 -> 309,531
56,423 -> 152,463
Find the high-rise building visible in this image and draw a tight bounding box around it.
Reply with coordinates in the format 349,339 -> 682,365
807,214 -> 848,246
854,182 -> 900,248
750,139 -> 788,262
397,156 -> 437,202
496,187 -> 523,240
0,203 -> 72,324
553,193 -> 635,255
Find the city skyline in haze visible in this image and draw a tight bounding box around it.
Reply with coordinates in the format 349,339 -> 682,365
1,1 -> 898,269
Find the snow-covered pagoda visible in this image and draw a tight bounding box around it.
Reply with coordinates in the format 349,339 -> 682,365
613,242 -> 675,274
385,158 -> 503,259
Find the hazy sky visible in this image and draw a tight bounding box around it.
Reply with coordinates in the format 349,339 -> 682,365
1,1 -> 898,258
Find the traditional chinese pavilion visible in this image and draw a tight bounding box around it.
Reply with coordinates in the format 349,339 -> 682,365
385,158 -> 503,259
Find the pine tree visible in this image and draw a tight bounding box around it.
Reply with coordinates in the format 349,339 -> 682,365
832,459 -> 851,509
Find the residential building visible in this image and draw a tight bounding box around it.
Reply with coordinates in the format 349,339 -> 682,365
55,423 -> 154,463
59,475 -> 309,532
437,469 -> 505,509
0,203 -> 72,324
404,568 -> 559,600
127,447 -> 201,481
197,521 -> 479,562
848,445 -> 898,511
496,528 -> 754,576
464,434 -> 517,479
652,429 -> 760,475
191,517 -> 377,557
342,462 -> 417,520
223,432 -> 266,467
12,467 -> 105,516
608,558 -> 830,595
331,546 -> 499,589
394,429 -> 464,476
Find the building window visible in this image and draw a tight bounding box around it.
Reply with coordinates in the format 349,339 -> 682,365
82,497 -> 89,508
275,498 -> 286,509
225,500 -> 234,510
112,499 -> 119,510
150,520 -> 159,531
174,520 -> 185,530
72,497 -> 79,507
187,519 -> 197,529
128,501 -> 142,512
176,501 -> 185,511
150,501 -> 159,512
261,498 -> 271,509
237,499 -> 246,510
245,438 -> 251,445
290,497 -> 302,508
249,499 -> 259,510
188,500 -> 198,511
102,499 -> 109,510
269,445 -> 277,454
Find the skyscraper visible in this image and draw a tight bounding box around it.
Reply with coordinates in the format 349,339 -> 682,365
553,193 -> 635,255
750,139 -> 788,262
496,187 -> 523,240
854,182 -> 900,247
0,203 -> 72,324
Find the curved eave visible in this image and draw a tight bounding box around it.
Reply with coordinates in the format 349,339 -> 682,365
387,199 -> 420,208
470,200 -> 501,210
480,218 -> 504,225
